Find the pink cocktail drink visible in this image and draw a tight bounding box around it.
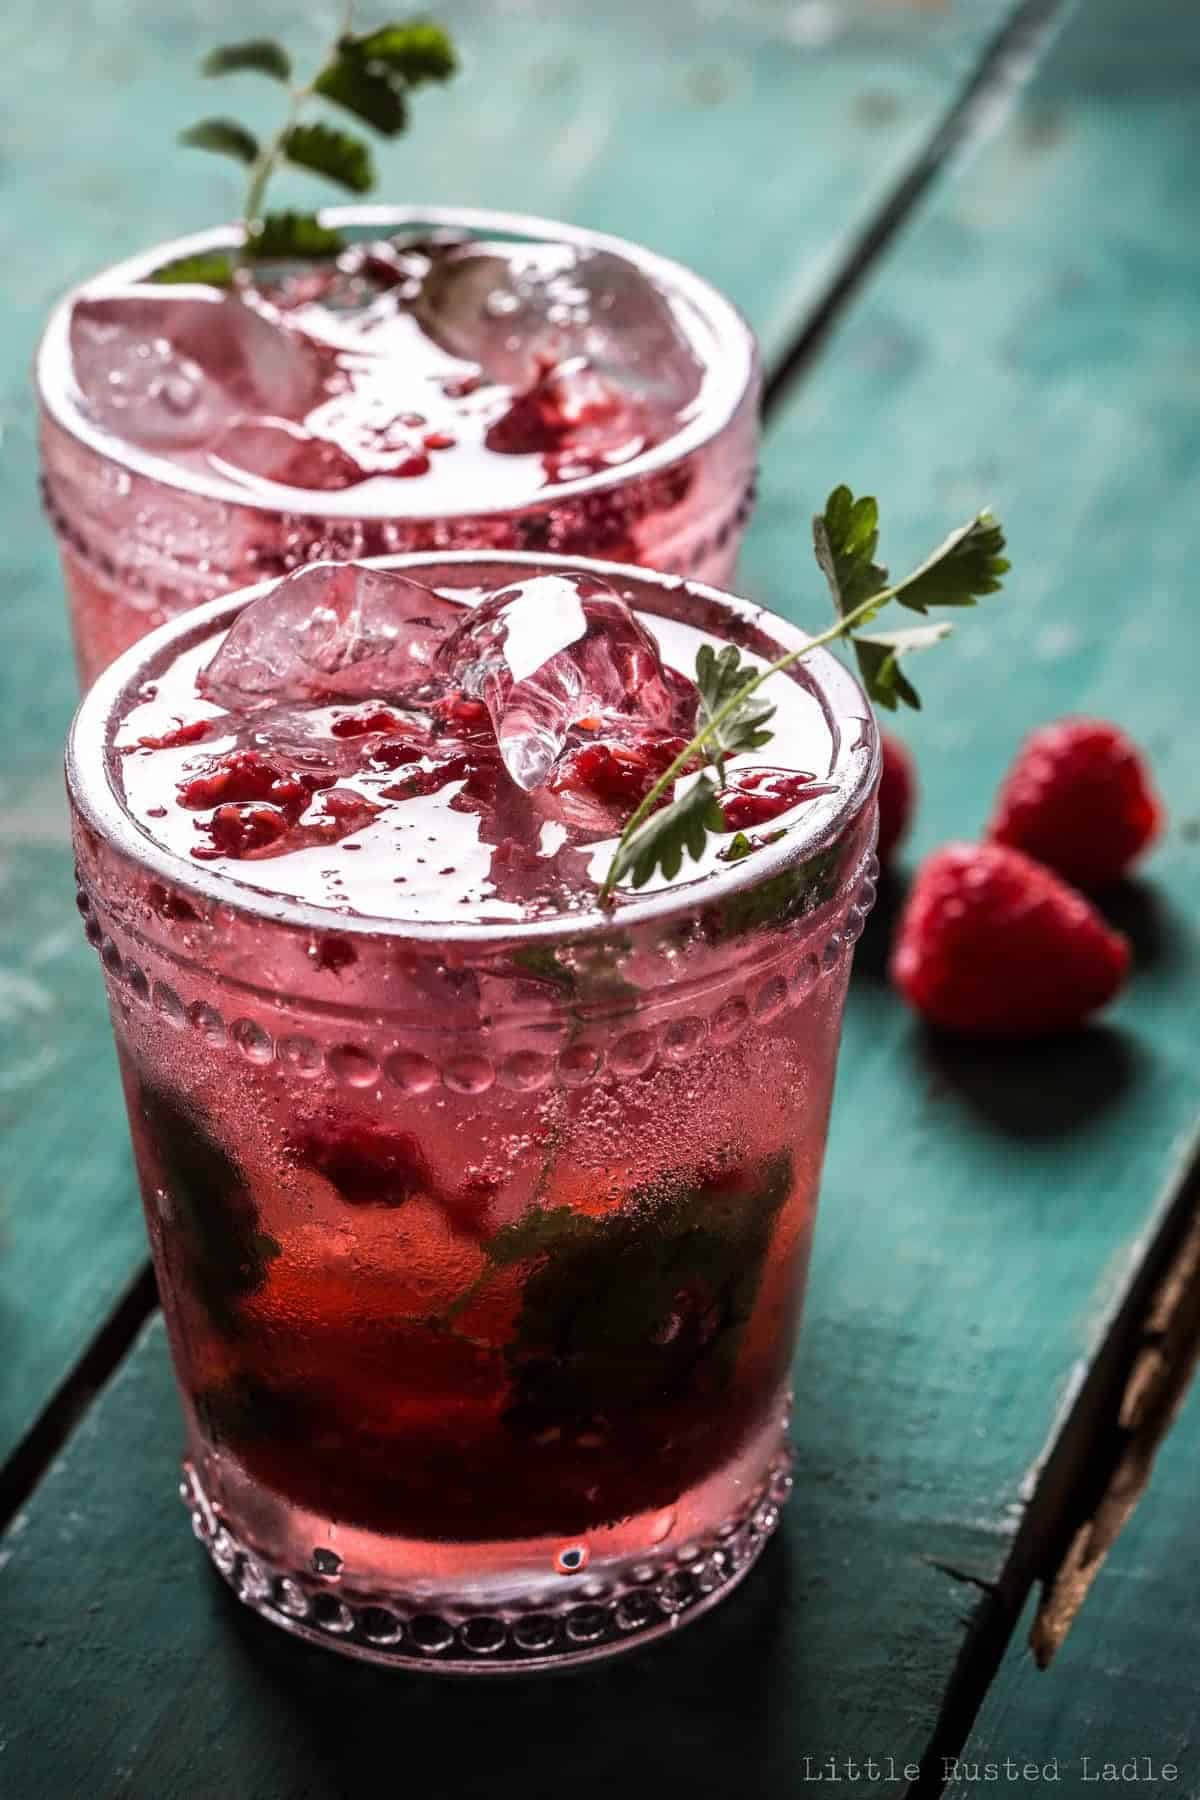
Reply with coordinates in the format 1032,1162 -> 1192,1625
39,208 -> 759,684
68,553 -> 877,1669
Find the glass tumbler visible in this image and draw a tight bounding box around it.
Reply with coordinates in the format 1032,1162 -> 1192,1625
39,206 -> 760,684
67,552 -> 878,1671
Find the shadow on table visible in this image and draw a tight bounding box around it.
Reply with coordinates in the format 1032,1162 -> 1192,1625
217,1532 -> 808,1800
919,1025 -> 1140,1139
849,866 -> 907,986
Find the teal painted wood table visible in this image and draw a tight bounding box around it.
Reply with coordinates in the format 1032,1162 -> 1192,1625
3,1 -> 1200,1794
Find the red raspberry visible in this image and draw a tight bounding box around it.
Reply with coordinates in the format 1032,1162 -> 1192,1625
137,717 -> 213,750
718,768 -> 823,831
329,707 -> 401,739
295,1119 -> 435,1208
877,732 -> 915,864
988,718 -> 1161,889
890,842 -> 1130,1037
203,803 -> 291,858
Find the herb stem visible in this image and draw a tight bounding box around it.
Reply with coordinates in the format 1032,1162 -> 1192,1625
598,584 -> 896,903
238,2 -> 348,263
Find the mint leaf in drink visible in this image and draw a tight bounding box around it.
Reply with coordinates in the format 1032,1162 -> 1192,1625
282,121 -> 374,194
202,39 -> 292,82
179,117 -> 260,165
315,51 -> 409,136
351,21 -> 458,84
138,1081 -> 279,1335
601,488 -> 1009,897
496,1152 -> 793,1432
705,843 -> 842,940
151,251 -> 236,287
244,210 -> 345,260
605,772 -> 726,892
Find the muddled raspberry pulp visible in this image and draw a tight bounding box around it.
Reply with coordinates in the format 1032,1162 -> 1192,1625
117,563 -> 836,922
68,236 -> 712,517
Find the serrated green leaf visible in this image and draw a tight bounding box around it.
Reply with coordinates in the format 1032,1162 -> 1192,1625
889,511 -> 1009,612
149,250 -> 236,287
485,1206 -> 591,1268
813,484 -> 889,623
723,831 -> 754,862
282,121 -> 374,193
244,210 -> 345,260
608,775 -> 726,891
202,39 -> 291,81
694,641 -> 777,777
353,21 -> 458,85
850,621 -> 952,712
315,49 -> 409,135
179,117 -> 260,165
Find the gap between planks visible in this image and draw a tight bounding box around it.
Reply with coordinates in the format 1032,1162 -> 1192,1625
761,0 -> 1070,418
906,1126 -> 1200,1800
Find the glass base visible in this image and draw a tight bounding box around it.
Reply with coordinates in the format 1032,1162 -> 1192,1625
182,1417 -> 793,1672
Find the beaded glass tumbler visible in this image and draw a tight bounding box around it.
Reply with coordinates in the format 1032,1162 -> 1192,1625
39,206 -> 759,685
67,553 -> 878,1671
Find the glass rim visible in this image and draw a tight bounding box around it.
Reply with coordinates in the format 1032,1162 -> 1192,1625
67,551 -> 878,949
37,202 -> 758,523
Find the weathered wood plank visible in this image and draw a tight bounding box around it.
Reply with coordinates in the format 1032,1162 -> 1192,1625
945,1385 -> 1200,1796
0,0 -> 1016,1477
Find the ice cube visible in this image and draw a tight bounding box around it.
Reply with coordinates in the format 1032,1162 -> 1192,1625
203,562 -> 463,710
68,284 -> 327,451
438,573 -> 698,791
414,243 -> 703,450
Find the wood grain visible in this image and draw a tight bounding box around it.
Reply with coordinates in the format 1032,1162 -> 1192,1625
945,1385 -> 1200,1797
0,0 -> 1015,1477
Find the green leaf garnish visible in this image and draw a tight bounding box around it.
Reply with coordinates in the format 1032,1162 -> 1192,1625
243,211 -> 346,260
282,120 -> 374,193
315,51 -> 409,135
694,642 -> 776,779
202,39 -> 292,82
179,117 -> 260,164
850,621 -> 952,712
491,1152 -> 793,1427
352,21 -> 458,83
162,11 -> 459,279
599,488 -> 1009,900
605,773 -> 726,893
151,251 -> 236,287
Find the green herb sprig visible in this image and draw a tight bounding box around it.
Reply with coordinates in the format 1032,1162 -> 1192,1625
599,487 -> 1008,900
161,8 -> 457,281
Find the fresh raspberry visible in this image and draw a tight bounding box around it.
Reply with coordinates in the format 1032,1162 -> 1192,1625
890,842 -> 1130,1037
877,732 -> 916,864
988,717 -> 1161,888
